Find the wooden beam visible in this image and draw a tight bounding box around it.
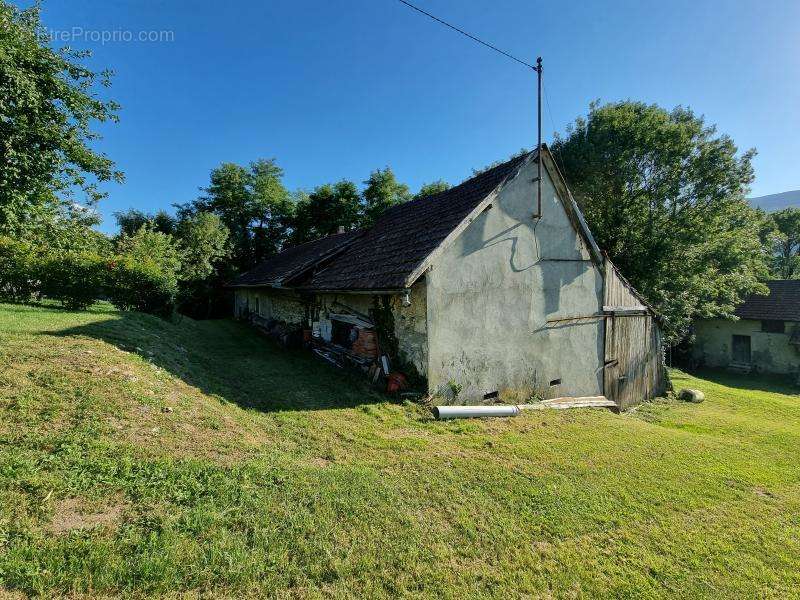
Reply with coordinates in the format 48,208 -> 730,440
603,305 -> 648,315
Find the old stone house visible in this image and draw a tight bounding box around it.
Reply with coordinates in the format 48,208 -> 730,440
693,280 -> 800,376
228,147 -> 667,408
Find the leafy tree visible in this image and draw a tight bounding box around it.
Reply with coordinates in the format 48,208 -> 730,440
552,101 -> 768,342
414,180 -> 451,200
177,212 -> 229,281
191,163 -> 252,270
114,209 -> 149,236
361,167 -> 410,226
152,211 -> 178,235
291,181 -> 361,243
767,208 -> 800,279
106,256 -> 179,317
30,205 -> 112,255
116,226 -> 182,279
0,2 -> 122,236
249,159 -> 293,262
190,159 -> 291,272
174,212 -> 230,318
115,209 -> 176,236
111,226 -> 182,315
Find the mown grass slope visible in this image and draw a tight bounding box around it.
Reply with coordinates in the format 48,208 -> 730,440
1,302 -> 799,598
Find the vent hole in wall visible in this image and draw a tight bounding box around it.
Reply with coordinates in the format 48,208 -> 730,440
549,379 -> 562,387
483,391 -> 499,400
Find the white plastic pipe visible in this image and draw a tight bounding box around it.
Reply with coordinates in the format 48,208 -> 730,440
433,405 -> 521,420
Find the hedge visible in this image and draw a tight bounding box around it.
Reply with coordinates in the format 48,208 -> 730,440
105,256 -> 178,316
0,237 -> 177,315
0,236 -> 38,302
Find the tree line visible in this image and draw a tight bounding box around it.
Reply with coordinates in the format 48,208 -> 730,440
108,160 -> 449,317
0,1 -> 794,343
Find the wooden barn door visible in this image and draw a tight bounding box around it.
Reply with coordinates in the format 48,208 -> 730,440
604,314 -> 656,410
603,258 -> 665,409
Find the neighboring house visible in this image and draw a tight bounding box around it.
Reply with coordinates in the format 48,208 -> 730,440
228,147 -> 667,408
693,280 -> 800,376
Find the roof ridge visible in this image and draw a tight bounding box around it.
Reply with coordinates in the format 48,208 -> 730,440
281,229 -> 360,252
379,150 -> 535,218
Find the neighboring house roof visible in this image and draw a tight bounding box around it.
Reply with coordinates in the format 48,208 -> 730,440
229,146 -> 603,292
735,280 -> 800,322
227,230 -> 360,288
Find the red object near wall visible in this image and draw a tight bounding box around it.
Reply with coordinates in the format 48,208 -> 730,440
386,372 -> 408,394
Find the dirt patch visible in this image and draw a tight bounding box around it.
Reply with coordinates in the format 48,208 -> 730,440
48,497 -> 126,534
754,486 -> 776,499
104,375 -> 273,464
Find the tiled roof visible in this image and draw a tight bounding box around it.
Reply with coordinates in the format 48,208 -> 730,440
303,152 -> 533,291
735,280 -> 800,322
227,230 -> 360,287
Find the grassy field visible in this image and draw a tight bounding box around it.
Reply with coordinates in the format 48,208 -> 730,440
1,302 -> 799,598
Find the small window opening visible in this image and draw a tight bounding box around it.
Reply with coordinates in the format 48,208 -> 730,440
549,378 -> 562,387
762,320 -> 785,334
483,391 -> 499,400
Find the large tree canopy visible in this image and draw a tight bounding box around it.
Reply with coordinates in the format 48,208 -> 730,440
361,167 -> 410,226
767,208 -> 800,279
291,181 -> 361,244
552,101 -> 769,341
114,209 -> 177,237
0,1 -> 122,235
187,159 -> 292,272
414,180 -> 451,200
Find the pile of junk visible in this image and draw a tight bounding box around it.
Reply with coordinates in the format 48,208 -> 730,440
249,303 -> 409,395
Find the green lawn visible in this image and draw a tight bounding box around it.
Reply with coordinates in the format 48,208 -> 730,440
1,303 -> 799,598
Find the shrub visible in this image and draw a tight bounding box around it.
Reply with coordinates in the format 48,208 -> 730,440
0,236 -> 38,302
106,256 -> 177,317
0,228 -> 179,316
38,253 -> 107,309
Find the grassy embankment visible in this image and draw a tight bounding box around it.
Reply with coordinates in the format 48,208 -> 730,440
1,302 -> 799,597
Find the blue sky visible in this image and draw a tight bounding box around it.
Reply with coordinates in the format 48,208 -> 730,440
28,0 -> 800,233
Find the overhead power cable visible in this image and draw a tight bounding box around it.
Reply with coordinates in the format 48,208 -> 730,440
396,0 -> 539,71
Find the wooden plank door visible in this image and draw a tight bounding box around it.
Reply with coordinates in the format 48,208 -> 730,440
732,334 -> 752,365
605,314 -> 654,410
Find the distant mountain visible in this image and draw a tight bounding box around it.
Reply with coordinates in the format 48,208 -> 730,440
749,190 -> 800,212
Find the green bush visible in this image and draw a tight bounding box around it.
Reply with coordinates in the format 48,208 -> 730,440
106,256 -> 177,316
0,233 -> 178,316
38,253 -> 107,309
0,236 -> 38,302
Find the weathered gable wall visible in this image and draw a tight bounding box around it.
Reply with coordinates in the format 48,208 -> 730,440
426,159 -> 605,403
693,319 -> 799,375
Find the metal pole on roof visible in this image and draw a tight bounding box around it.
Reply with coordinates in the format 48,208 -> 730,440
535,56 -> 543,219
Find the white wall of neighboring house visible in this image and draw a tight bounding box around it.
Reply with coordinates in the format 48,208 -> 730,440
693,318 -> 799,375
